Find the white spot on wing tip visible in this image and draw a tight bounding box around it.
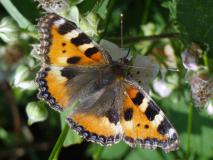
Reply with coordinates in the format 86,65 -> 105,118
65,30 -> 80,39
79,43 -> 94,52
167,128 -> 176,138
139,98 -> 148,112
152,111 -> 164,127
54,19 -> 66,27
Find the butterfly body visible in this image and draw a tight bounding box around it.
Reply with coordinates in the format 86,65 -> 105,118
36,13 -> 179,152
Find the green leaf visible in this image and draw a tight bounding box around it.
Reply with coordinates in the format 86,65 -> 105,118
0,0 -> 34,30
0,17 -> 18,43
14,65 -> 30,86
176,0 -> 213,58
15,80 -> 36,90
14,65 -> 36,90
125,148 -> 163,160
80,12 -> 99,37
78,0 -> 97,13
162,0 -> 177,20
0,127 -> 15,146
62,128 -> 82,147
69,0 -> 84,5
101,142 -> 129,159
26,101 -> 48,125
66,5 -> 80,26
0,127 -> 8,140
96,0 -> 110,19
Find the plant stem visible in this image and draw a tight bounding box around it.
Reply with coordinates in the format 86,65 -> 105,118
0,0 -> 34,30
203,52 -> 209,69
186,102 -> 193,160
142,0 -> 152,24
48,124 -> 69,160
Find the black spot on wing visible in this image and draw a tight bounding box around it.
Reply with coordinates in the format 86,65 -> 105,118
60,68 -> 78,79
145,101 -> 160,121
106,108 -> 119,125
85,47 -> 99,57
132,92 -> 144,105
124,108 -> 133,121
144,124 -> 149,129
57,21 -> 77,35
61,42 -> 66,46
157,118 -> 171,135
67,56 -> 81,64
71,33 -> 91,46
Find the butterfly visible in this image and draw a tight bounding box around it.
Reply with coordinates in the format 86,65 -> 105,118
36,13 -> 179,153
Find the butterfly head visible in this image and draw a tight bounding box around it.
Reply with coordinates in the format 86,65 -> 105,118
111,61 -> 126,78
120,48 -> 131,65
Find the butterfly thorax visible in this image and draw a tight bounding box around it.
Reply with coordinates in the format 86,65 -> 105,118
110,61 -> 126,79
98,62 -> 125,88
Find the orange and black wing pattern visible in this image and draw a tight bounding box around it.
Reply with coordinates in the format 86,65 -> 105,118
120,81 -> 179,152
66,84 -> 123,146
35,13 -> 179,152
36,13 -> 111,111
38,13 -> 110,67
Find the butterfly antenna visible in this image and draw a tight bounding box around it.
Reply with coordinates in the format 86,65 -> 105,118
120,13 -> 130,64
122,48 -> 131,64
122,64 -> 179,71
122,64 -> 151,69
120,13 -> 124,48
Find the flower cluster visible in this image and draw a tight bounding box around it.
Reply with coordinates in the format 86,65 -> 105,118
35,0 -> 69,13
181,43 -> 213,115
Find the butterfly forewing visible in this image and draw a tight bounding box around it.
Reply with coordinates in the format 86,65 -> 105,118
38,13 -> 111,67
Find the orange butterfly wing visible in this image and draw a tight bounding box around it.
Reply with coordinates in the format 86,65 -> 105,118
66,84 -> 124,145
120,81 -> 179,152
38,13 -> 110,67
36,14 -> 111,111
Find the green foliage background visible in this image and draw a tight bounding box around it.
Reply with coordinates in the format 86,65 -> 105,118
0,0 -> 212,160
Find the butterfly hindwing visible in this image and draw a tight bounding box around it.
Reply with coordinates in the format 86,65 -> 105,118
38,13 -> 110,67
66,82 -> 124,145
36,66 -> 100,111
36,66 -> 70,111
121,80 -> 179,152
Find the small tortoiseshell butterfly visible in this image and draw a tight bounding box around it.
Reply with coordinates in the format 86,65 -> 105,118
36,13 -> 179,152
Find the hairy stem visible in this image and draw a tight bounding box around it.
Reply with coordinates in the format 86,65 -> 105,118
48,124 -> 69,160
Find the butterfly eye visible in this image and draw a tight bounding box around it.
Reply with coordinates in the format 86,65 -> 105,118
119,57 -> 129,65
